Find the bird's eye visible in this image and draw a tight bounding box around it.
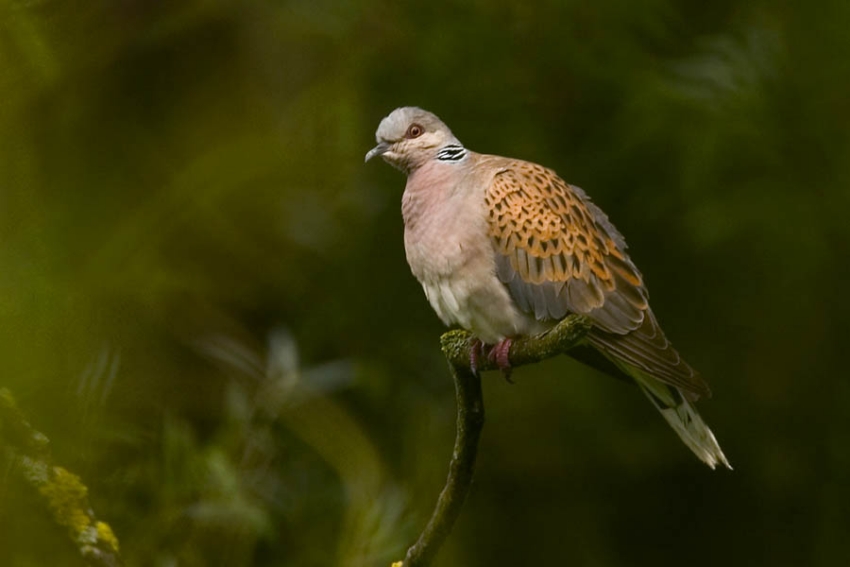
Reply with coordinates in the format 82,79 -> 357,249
405,124 -> 424,139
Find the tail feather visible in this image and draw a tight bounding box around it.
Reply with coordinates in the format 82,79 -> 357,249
636,375 -> 731,469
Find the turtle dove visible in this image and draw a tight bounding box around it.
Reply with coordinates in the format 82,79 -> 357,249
366,107 -> 730,469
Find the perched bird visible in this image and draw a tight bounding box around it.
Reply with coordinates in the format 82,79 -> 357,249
366,107 -> 730,469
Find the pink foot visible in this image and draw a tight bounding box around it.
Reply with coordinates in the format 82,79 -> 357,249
487,338 -> 514,383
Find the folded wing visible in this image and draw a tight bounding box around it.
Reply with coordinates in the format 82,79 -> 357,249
485,160 -> 710,399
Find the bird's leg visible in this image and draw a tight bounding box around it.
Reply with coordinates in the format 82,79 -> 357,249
469,338 -> 484,377
487,338 -> 514,383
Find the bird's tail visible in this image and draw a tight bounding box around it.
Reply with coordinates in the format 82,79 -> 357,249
634,372 -> 731,469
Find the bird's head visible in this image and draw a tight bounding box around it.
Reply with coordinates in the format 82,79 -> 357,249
365,107 -> 462,174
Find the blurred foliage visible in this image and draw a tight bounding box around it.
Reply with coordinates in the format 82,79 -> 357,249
1,0 -> 849,565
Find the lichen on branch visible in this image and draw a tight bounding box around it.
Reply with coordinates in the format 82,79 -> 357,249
396,314 -> 591,567
0,388 -> 123,567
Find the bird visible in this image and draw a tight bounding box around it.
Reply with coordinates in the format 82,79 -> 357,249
365,106 -> 730,469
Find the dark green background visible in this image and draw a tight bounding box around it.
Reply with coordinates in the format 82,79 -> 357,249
2,1 -> 848,565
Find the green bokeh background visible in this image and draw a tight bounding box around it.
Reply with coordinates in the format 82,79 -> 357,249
2,1 -> 848,565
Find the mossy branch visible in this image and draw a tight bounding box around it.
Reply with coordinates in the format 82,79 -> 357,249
0,388 -> 123,567
395,314 -> 592,567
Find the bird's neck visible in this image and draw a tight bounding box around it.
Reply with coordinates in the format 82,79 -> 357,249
401,142 -> 466,175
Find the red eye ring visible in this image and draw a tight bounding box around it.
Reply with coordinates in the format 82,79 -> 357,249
406,124 -> 424,139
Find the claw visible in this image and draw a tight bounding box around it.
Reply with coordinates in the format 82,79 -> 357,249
469,339 -> 484,377
487,338 -> 514,383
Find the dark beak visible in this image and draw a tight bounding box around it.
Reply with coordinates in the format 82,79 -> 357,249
364,141 -> 391,163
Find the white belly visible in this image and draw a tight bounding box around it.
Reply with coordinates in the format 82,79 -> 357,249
419,267 -> 545,344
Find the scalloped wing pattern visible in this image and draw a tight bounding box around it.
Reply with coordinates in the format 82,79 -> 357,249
485,160 -> 710,398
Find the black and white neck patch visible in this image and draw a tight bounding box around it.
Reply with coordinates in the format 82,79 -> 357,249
436,144 -> 467,162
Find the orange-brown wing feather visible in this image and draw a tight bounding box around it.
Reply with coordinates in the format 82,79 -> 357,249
485,160 -> 710,398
